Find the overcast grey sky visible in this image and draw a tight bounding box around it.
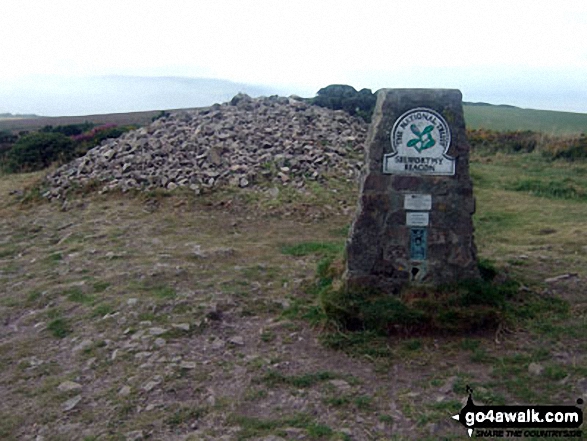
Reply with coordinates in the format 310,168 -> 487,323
1,0 -> 586,116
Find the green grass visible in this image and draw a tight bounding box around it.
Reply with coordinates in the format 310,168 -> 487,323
151,285 -> 177,299
280,241 -> 344,257
165,406 -> 207,427
464,104 -> 587,135
91,304 -> 114,318
507,178 -> 587,200
65,287 -> 94,304
47,318 -> 71,338
92,281 -> 110,293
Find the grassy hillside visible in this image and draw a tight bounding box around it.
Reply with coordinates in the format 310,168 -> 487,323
464,103 -> 587,135
0,110 -> 167,133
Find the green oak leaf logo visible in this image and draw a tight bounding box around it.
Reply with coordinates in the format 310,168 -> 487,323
407,124 -> 435,153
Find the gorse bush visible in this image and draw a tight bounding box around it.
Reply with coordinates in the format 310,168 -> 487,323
467,129 -> 540,154
5,132 -> 75,172
3,123 -> 134,173
508,178 -> 587,200
72,124 -> 133,156
40,122 -> 95,137
467,129 -> 587,161
540,134 -> 587,161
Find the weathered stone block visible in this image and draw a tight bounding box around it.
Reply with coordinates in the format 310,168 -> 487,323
345,89 -> 480,294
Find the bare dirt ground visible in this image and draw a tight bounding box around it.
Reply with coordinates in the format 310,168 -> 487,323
0,173 -> 585,441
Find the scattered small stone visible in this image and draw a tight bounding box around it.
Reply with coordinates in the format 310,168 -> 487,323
528,362 -> 544,376
84,357 -> 96,370
228,336 -> 244,346
125,430 -> 144,441
268,187 -> 279,198
171,323 -> 190,331
135,352 -> 152,359
118,385 -> 131,396
154,338 -> 166,347
145,404 -> 156,411
329,379 -> 351,391
148,327 -> 167,336
111,349 -> 119,361
72,339 -> 93,352
284,428 -> 305,438
142,381 -> 160,392
180,361 -> 197,369
127,298 -> 138,306
545,273 -> 578,283
62,395 -> 82,411
28,357 -> 44,367
57,381 -> 82,392
211,338 -> 226,349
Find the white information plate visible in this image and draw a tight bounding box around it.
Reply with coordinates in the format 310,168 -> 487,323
406,212 -> 429,227
404,194 -> 432,211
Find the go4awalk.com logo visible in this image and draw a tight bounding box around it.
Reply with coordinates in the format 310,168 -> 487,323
451,386 -> 584,438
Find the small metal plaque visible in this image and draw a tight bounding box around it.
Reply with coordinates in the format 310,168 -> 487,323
404,194 -> 432,211
410,228 -> 427,261
406,212 -> 429,227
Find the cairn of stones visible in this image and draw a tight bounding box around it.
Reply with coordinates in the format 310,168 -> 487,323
45,94 -> 367,199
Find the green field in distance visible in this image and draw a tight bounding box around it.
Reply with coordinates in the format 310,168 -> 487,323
464,103 -> 587,135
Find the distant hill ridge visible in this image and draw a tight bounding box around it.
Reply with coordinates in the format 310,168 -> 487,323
464,102 -> 518,109
0,112 -> 40,119
2,85 -> 586,135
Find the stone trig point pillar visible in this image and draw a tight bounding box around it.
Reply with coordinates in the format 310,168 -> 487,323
345,89 -> 479,294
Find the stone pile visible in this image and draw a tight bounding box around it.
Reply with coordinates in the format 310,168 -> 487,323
45,94 -> 367,199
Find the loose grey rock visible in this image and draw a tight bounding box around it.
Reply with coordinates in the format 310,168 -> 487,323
142,380 -> 160,392
125,430 -> 144,441
72,339 -> 93,352
211,338 -> 226,349
171,323 -> 190,331
179,361 -> 197,369
148,327 -> 167,336
118,385 -> 131,396
329,379 -> 351,391
57,381 -> 82,392
154,338 -> 166,347
528,362 -> 544,375
62,395 -> 82,411
228,336 -> 244,346
545,273 -> 578,283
